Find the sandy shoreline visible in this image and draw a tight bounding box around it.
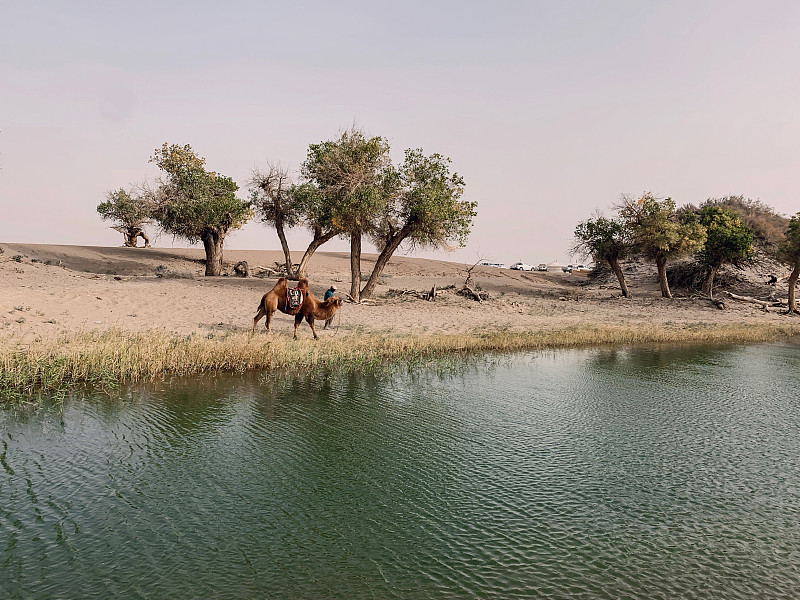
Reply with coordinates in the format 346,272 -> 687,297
2,243 -> 797,343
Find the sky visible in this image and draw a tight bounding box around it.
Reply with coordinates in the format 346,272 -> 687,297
2,0 -> 799,266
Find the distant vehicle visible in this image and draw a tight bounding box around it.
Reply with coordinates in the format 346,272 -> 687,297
510,262 -> 534,271
480,261 -> 507,269
562,264 -> 573,273
574,264 -> 588,272
537,264 -> 548,271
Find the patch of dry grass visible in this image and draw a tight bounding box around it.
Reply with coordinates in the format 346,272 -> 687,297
2,322 -> 799,399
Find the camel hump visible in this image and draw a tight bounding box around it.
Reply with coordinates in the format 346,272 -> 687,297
297,277 -> 310,289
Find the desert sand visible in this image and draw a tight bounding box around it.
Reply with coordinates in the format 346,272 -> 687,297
1,243 -> 795,343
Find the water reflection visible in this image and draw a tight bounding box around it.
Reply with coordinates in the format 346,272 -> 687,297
2,343 -> 800,599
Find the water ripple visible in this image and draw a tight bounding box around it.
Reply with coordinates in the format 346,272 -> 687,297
2,343 -> 800,598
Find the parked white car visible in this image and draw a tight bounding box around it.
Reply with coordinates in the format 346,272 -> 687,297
537,264 -> 548,271
480,261 -> 507,269
510,262 -> 534,271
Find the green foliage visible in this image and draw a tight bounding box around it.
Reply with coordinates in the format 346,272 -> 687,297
572,216 -> 632,263
702,196 -> 788,253
779,213 -> 800,265
375,149 -> 475,251
97,188 -> 152,230
300,128 -> 392,233
150,143 -> 251,243
618,193 -> 706,261
696,205 -> 753,269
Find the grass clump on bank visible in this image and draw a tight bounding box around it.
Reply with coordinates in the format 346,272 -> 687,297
2,322 -> 800,399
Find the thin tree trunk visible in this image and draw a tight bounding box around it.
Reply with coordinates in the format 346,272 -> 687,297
360,224 -> 413,300
702,265 -> 719,298
656,254 -> 671,298
296,227 -> 338,279
349,231 -> 362,303
274,214 -> 296,278
788,261 -> 800,314
608,258 -> 630,298
202,231 -> 225,276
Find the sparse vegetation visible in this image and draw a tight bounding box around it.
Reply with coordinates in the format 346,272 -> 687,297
3,324 -> 800,398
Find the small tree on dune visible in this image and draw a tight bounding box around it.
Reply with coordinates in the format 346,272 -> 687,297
779,213 -> 800,314
696,205 -> 753,298
618,193 -> 706,298
97,187 -> 153,248
150,143 -> 252,276
572,215 -> 634,298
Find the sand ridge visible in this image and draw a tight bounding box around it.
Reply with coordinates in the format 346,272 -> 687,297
0,243 -> 793,342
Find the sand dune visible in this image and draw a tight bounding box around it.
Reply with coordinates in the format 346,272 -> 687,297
0,243 -> 794,342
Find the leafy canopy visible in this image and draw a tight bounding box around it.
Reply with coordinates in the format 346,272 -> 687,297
696,205 -> 753,269
618,193 -> 706,261
301,129 -> 392,233
97,188 -> 152,230
374,149 -> 475,251
150,143 -> 251,242
572,215 -> 632,263
779,213 -> 800,265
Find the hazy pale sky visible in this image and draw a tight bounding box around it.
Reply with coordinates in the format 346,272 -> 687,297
2,0 -> 799,265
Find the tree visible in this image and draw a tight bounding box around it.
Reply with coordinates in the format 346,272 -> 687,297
696,205 -> 753,297
572,216 -> 633,297
359,149 -> 475,300
97,187 -> 153,247
287,182 -> 342,278
300,128 -> 392,302
618,193 -> 706,298
779,214 -> 800,314
150,143 -> 251,276
250,163 -> 300,277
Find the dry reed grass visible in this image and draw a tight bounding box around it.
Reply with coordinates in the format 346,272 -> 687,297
2,323 -> 799,399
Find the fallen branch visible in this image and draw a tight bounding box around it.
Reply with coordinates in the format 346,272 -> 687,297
458,286 -> 489,302
725,291 -> 770,306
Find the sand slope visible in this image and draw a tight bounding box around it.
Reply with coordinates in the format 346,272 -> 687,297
0,243 -> 794,341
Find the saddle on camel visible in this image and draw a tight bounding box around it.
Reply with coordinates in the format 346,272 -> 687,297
253,277 -> 343,339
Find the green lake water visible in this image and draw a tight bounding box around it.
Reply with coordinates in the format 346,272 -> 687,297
2,343 -> 799,599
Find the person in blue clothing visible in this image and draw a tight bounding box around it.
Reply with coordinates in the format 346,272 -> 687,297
323,285 -> 337,329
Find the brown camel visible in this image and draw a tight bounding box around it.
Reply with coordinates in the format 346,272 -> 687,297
253,277 -> 343,339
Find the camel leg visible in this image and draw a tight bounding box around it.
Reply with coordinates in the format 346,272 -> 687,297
253,305 -> 267,332
306,315 -> 319,340
293,313 -> 304,339
265,309 -> 274,333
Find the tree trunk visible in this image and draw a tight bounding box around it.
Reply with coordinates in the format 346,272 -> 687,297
349,231 -> 362,303
656,254 -> 671,298
788,261 -> 800,314
360,224 -> 413,300
274,214 -> 296,278
608,258 -> 630,298
123,229 -> 138,247
296,227 -> 338,279
123,227 -> 150,248
702,265 -> 719,298
202,231 -> 225,276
